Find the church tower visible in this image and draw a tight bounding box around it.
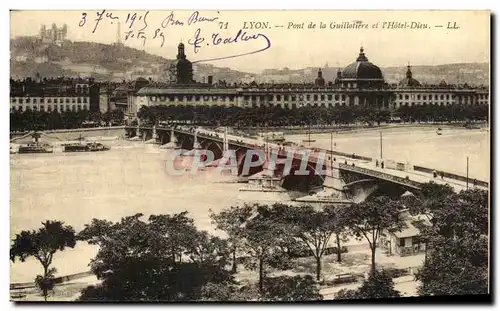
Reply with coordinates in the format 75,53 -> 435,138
169,42 -> 194,84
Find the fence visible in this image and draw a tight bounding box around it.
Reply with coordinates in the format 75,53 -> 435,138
10,271 -> 93,290
413,165 -> 488,188
339,163 -> 422,189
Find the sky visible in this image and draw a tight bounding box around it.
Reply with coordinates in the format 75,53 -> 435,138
10,10 -> 490,73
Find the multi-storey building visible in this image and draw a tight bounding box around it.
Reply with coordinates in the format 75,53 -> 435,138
9,77 -> 100,113
130,44 -> 489,117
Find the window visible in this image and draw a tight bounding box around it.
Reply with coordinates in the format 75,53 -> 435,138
83,98 -> 88,103
440,95 -> 444,100
12,98 -> 17,103
48,98 -> 52,103
413,236 -> 421,245
328,94 -> 332,100
18,106 -> 23,111
405,95 -> 409,100
341,95 -> 345,100
60,105 -> 64,111
26,98 -> 31,103
40,105 -> 44,111
72,98 -> 76,103
313,95 -> 318,101
417,95 -> 420,100
284,95 -> 289,101
400,238 -> 405,247
399,94 -> 403,99
423,95 -> 427,100
78,105 -> 82,111
276,95 -> 281,101
306,95 -> 310,100
77,98 -> 82,104
335,95 -> 339,100
66,98 -> 70,103
40,98 -> 45,103
320,95 -> 325,101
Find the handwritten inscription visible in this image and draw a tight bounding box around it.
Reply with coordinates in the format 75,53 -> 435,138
78,10 -> 272,63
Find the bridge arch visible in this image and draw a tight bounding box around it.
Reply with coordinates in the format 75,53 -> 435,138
281,162 -> 327,192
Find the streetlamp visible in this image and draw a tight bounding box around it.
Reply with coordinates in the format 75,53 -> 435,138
466,156 -> 469,190
379,131 -> 383,159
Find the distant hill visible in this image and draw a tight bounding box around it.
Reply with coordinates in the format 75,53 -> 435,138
10,36 -> 489,86
259,64 -> 489,86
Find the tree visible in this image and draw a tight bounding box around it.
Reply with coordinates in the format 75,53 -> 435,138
10,220 -> 76,301
212,204 -> 291,294
35,268 -> 57,301
278,204 -> 339,281
415,187 -> 489,296
335,270 -> 401,300
416,235 -> 488,296
210,204 -> 253,273
262,275 -> 323,301
77,212 -> 233,301
339,196 -> 406,272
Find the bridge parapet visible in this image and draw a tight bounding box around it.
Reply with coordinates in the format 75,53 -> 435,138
339,163 -> 422,190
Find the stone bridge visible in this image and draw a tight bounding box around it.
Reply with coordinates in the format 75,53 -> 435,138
125,125 -> 484,199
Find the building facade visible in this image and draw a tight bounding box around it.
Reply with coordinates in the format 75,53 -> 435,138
130,45 -> 489,117
10,77 -> 100,113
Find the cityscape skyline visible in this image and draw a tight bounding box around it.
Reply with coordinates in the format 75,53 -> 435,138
10,10 -> 490,74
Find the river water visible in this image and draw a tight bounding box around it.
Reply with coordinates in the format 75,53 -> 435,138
10,126 -> 489,283
286,126 -> 489,181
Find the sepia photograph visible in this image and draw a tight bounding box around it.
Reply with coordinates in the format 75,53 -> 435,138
8,9 -> 491,303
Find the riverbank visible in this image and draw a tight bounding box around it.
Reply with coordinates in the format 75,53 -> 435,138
242,122 -> 488,136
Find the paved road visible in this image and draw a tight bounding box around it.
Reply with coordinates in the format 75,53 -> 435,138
194,128 -> 486,192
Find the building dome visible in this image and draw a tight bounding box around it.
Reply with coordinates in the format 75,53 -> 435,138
399,65 -> 421,88
342,47 -> 384,81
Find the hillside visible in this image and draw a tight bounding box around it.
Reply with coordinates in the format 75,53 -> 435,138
10,37 -> 489,86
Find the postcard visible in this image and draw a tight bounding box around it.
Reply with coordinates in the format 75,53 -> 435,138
9,10 -> 490,302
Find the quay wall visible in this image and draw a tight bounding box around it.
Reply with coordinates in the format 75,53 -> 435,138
10,126 -> 126,141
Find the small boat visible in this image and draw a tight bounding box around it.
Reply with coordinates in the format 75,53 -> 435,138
63,142 -> 110,152
436,128 -> 443,135
18,143 -> 53,154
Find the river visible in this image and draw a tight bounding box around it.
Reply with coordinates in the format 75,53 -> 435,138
10,126 -> 489,283
286,126 -> 489,181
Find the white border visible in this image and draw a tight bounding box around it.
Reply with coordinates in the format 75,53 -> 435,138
3,1 -> 498,311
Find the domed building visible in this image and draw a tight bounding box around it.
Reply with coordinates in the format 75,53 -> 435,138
398,65 -> 421,88
168,43 -> 194,84
334,47 -> 393,109
338,47 -> 386,89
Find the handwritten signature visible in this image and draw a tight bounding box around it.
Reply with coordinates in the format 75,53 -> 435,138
188,28 -> 272,63
161,11 -> 219,28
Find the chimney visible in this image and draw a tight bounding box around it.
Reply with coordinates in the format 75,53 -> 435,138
208,75 -> 213,85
